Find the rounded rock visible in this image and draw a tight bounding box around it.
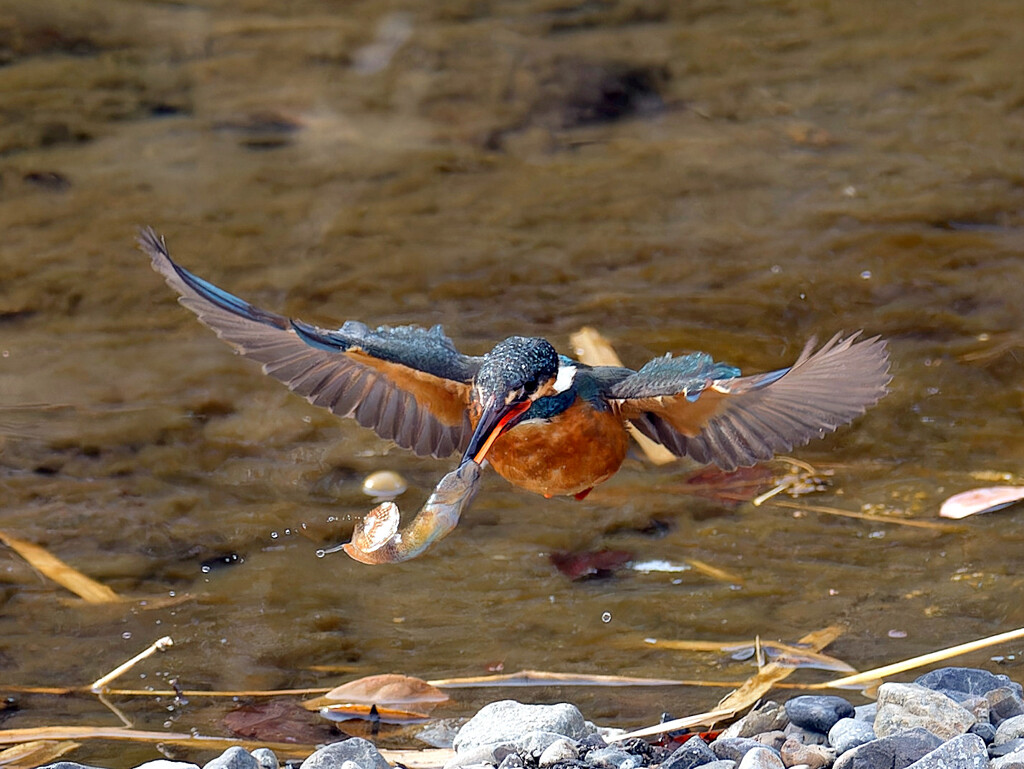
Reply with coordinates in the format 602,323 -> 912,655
250,750 -> 278,769
785,695 -> 855,734
828,717 -> 876,755
662,738 -> 717,769
539,738 -> 579,767
736,746 -> 785,769
453,701 -> 590,754
779,738 -> 834,769
874,682 -> 976,740
300,738 -> 390,769
712,737 -> 768,762
203,747 -> 258,769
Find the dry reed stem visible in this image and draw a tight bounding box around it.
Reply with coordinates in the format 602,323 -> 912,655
818,626 -> 1024,689
765,500 -> 963,531
0,727 -> 453,767
0,530 -> 121,604
90,637 -> 173,692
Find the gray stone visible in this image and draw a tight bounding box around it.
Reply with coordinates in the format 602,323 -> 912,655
300,739 -> 390,769
993,747 -> 1024,769
785,696 -> 855,734
662,737 -> 717,769
585,747 -> 639,769
497,755 -> 525,769
250,750 -> 278,769
875,682 -> 976,740
516,731 -> 574,758
994,740 -> 1024,757
997,715 -> 1024,746
782,723 -> 828,746
833,728 -> 942,769
711,737 -> 765,762
753,733 -> 787,752
720,702 -> 789,739
39,764 -> 108,769
539,738 -> 579,767
698,763 -> 736,769
204,747 -> 258,769
453,701 -> 590,753
990,687 -> 1024,725
969,721 -> 997,743
135,762 -> 201,769
904,732 -> 987,769
779,738 -> 834,769
852,704 -> 876,723
828,718 -> 876,755
444,744 -> 516,769
736,747 -> 785,769
915,667 -> 1023,702
960,695 -> 990,723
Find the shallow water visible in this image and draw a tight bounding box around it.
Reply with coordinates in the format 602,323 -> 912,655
1,0 -> 1023,764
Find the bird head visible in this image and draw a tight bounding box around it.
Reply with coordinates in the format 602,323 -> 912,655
462,336 -> 575,466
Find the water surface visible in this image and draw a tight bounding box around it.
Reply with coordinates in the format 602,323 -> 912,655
1,0 -> 1023,765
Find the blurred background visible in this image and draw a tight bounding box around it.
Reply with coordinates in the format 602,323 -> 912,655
1,0 -> 1023,764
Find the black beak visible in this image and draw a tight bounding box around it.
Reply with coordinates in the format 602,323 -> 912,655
460,396 -> 531,466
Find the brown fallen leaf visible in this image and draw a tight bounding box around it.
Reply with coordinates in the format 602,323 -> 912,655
0,530 -> 121,604
939,486 -> 1024,519
303,674 -> 448,711
223,701 -> 338,745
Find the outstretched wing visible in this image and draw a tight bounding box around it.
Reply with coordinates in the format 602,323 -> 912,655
611,333 -> 891,471
139,228 -> 479,458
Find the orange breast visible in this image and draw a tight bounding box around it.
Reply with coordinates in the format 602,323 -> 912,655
485,397 -> 629,497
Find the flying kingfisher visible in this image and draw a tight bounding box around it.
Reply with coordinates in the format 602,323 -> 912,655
139,229 -> 890,502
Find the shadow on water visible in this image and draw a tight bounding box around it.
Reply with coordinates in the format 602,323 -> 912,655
1,0 -> 1023,763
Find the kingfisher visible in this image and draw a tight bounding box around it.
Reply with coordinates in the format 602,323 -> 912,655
139,229 -> 890,501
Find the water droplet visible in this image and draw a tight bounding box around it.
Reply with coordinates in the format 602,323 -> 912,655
888,629 -> 908,638
860,270 -> 872,279
601,612 -> 612,623
270,531 -> 279,539
770,265 -> 782,274
315,549 -> 326,558
122,631 -> 132,640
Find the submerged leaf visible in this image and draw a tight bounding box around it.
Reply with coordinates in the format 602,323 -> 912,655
550,550 -> 632,580
940,487 -> 1024,519
684,465 -> 775,505
223,701 -> 337,744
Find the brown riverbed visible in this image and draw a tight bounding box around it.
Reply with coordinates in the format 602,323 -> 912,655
1,0 -> 1023,765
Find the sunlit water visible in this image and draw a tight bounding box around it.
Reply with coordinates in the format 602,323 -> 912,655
1,0 -> 1023,765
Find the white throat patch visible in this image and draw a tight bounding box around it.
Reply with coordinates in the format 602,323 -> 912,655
552,364 -> 577,394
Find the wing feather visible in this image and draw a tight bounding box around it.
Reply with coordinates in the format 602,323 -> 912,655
613,332 -> 891,471
139,228 -> 477,458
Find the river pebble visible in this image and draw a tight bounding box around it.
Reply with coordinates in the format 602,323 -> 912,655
875,682 -> 977,739
41,667 -> 1024,769
828,717 -> 876,755
784,695 -> 855,734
